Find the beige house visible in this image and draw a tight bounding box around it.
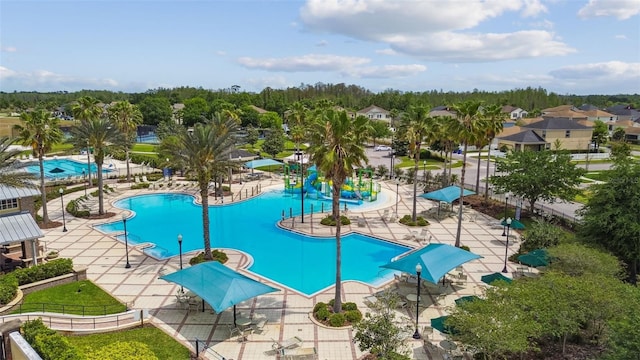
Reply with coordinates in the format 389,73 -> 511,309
355,105 -> 391,123
497,117 -> 593,151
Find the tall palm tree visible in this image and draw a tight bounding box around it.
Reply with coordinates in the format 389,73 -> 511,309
450,100 -> 483,248
70,117 -> 123,215
108,101 -> 143,182
470,115 -> 490,193
163,113 -> 238,260
72,96 -> 103,187
286,102 -> 309,156
480,104 -> 505,201
0,137 -> 37,188
308,109 -> 370,314
398,105 -> 433,222
14,109 -> 63,224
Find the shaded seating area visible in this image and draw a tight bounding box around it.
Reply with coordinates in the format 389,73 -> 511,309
420,185 -> 475,221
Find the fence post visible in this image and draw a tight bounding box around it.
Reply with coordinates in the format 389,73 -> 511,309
195,338 -> 200,357
281,210 -> 285,221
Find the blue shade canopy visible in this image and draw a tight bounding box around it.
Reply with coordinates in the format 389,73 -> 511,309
381,243 -> 482,284
160,261 -> 279,313
517,249 -> 549,267
244,159 -> 283,169
431,316 -> 458,335
480,272 -> 513,286
420,185 -> 475,204
454,295 -> 482,306
501,218 -> 526,230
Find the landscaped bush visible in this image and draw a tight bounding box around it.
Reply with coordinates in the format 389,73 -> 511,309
188,250 -> 228,266
12,258 -> 74,286
86,341 -> 157,360
21,319 -> 83,360
460,245 -> 471,252
342,302 -> 358,311
313,302 -> 327,313
345,310 -> 363,323
67,199 -> 90,218
130,183 -> 150,190
313,301 -> 362,327
315,307 -> 330,321
320,215 -> 351,226
0,274 -> 18,305
328,313 -> 346,327
399,215 -> 429,227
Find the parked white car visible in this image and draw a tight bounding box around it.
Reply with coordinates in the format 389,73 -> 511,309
374,145 -> 392,151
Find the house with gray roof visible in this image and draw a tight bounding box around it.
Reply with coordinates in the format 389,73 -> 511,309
497,117 -> 593,151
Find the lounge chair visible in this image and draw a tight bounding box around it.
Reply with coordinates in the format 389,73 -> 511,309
381,209 -> 390,222
142,175 -> 149,183
357,216 -> 366,227
134,176 -> 141,184
279,346 -> 317,360
416,229 -> 430,243
271,336 -> 303,351
403,231 -> 417,240
251,317 -> 268,334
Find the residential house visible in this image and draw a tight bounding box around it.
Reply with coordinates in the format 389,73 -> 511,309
624,127 -> 640,144
356,105 -> 391,123
497,117 -> 593,152
605,104 -> 640,123
502,105 -> 528,120
428,106 -> 456,118
0,185 -> 44,271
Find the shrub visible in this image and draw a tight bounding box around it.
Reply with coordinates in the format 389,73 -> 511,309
0,274 -> 18,305
460,245 -> 471,252
86,341 -> 157,360
130,183 -> 150,190
342,302 -> 358,311
313,302 -> 327,313
188,250 -> 229,266
67,199 -> 90,218
328,313 -> 346,327
345,310 -> 363,323
315,307 -> 330,321
399,215 -> 429,227
12,258 -> 74,286
22,319 -> 83,360
320,215 -> 351,226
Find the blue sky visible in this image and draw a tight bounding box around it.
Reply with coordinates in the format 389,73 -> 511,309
1,0 -> 639,95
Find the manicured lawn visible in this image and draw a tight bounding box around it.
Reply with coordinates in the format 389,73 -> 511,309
67,325 -> 191,359
15,280 -> 126,316
132,143 -> 158,152
49,142 -> 74,153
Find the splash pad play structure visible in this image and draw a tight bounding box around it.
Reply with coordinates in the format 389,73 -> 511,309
284,164 -> 380,205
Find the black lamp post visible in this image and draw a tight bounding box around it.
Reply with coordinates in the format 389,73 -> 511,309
502,195 -> 509,236
423,160 -> 427,182
502,217 -> 512,273
412,263 -> 422,339
395,178 -> 400,215
122,214 -> 131,268
86,140 -> 91,189
82,169 -> 87,197
390,153 -> 395,179
299,153 -> 305,223
177,234 -> 184,292
238,156 -> 243,184
59,188 -> 67,232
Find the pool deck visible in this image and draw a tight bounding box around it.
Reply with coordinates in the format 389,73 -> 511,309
37,174 -> 524,360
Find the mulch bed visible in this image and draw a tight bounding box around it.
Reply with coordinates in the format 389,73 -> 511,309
38,221 -> 62,229
84,212 -> 117,220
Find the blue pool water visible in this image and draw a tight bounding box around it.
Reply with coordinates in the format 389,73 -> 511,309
95,191 -> 409,295
25,159 -> 111,179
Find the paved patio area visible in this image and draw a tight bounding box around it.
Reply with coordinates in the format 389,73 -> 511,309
38,174 -> 523,360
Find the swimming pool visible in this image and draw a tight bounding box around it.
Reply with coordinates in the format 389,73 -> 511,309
95,190 -> 409,295
25,158 -> 112,179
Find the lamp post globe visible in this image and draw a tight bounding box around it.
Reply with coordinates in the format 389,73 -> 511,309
122,214 -> 131,268
502,217 -> 512,273
59,188 -> 67,232
412,263 -> 422,339
502,196 -> 509,236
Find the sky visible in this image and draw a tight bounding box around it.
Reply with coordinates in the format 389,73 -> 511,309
1,0 -> 639,95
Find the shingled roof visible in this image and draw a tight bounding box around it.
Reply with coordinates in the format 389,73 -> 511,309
498,130 -> 546,143
523,117 -> 592,130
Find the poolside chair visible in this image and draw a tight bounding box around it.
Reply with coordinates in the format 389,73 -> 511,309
142,175 -> 149,183
357,216 -> 366,227
134,176 -> 141,184
403,231 -> 417,241
416,229 -> 430,243
251,317 -> 268,334
381,209 -> 390,222
279,346 -> 317,360
271,336 -> 303,351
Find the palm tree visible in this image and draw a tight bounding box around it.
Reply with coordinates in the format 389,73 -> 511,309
70,117 -> 122,215
286,102 -> 309,156
450,100 -> 483,248
163,113 -> 238,260
470,115 -> 490,194
398,105 -> 433,222
14,109 -> 63,224
108,101 -> 143,182
72,96 -> 103,187
308,109 -> 370,314
0,137 -> 37,188
480,104 -> 505,201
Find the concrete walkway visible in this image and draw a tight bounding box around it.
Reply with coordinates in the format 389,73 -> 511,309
36,174 -> 526,360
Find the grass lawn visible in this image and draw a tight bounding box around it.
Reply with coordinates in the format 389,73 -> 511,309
132,143 -> 158,153
67,325 -> 191,359
49,142 -> 74,154
15,280 -> 126,316
583,171 -> 611,182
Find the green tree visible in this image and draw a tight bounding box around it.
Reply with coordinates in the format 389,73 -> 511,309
369,120 -> 392,146
610,127 -> 625,142
591,119 -> 608,150
578,156 -> 640,284
70,117 -> 123,215
261,127 -> 285,158
138,97 -> 172,125
72,96 -> 104,187
490,150 -> 585,214
603,286 -> 640,359
14,109 -> 63,224
108,101 -> 143,182
0,137 -> 37,188
161,113 -> 238,260
245,126 -> 259,146
479,104 -> 505,200
547,243 -> 622,278
520,218 -> 566,252
308,109 -> 370,313
258,111 -> 282,129
182,97 -> 209,127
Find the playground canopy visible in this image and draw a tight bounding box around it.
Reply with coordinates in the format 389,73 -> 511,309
244,159 -> 283,169
420,185 -> 475,204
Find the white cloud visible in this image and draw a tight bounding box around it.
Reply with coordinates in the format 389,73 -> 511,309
578,0 -> 640,20
0,66 -> 119,91
1,46 -> 17,52
237,54 -> 370,72
343,64 -> 427,78
375,48 -> 397,56
549,61 -> 640,80
614,34 -> 627,39
300,0 -> 572,62
529,19 -> 554,29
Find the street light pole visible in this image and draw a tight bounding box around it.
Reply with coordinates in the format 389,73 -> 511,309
502,195 -> 509,236
86,141 -> 91,189
423,160 -> 427,182
58,188 -> 67,232
502,218 -> 512,273
122,214 -> 131,269
395,178 -> 399,216
177,234 -> 184,292
82,170 -> 87,197
390,154 -> 395,179
412,263 -> 422,339
300,153 -> 305,224
238,156 -> 243,184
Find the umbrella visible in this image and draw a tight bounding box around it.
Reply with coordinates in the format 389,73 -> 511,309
501,218 -> 526,230
49,167 -> 65,174
517,249 -> 549,267
160,262 -> 280,326
431,315 -> 458,335
244,159 -> 283,169
420,185 -> 475,204
481,272 -> 513,286
381,243 -> 482,284
454,295 -> 482,306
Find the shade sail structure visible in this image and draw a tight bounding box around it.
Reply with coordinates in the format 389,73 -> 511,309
420,185 -> 475,204
49,167 -> 65,173
517,249 -> 549,267
501,218 -> 526,230
454,295 -> 482,306
160,262 -> 279,323
431,316 -> 458,335
481,272 -> 513,286
381,243 -> 482,284
244,159 -> 283,169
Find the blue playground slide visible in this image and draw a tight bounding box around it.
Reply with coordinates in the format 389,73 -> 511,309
304,172 -> 318,195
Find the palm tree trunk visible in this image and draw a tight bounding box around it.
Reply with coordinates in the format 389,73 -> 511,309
412,157 -> 419,222
454,143 -> 468,248
97,164 -> 104,215
201,183 -> 212,260
125,149 -> 131,182
38,152 -> 49,223
484,141 -> 493,201
475,151 -> 482,193
332,182 -> 342,314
